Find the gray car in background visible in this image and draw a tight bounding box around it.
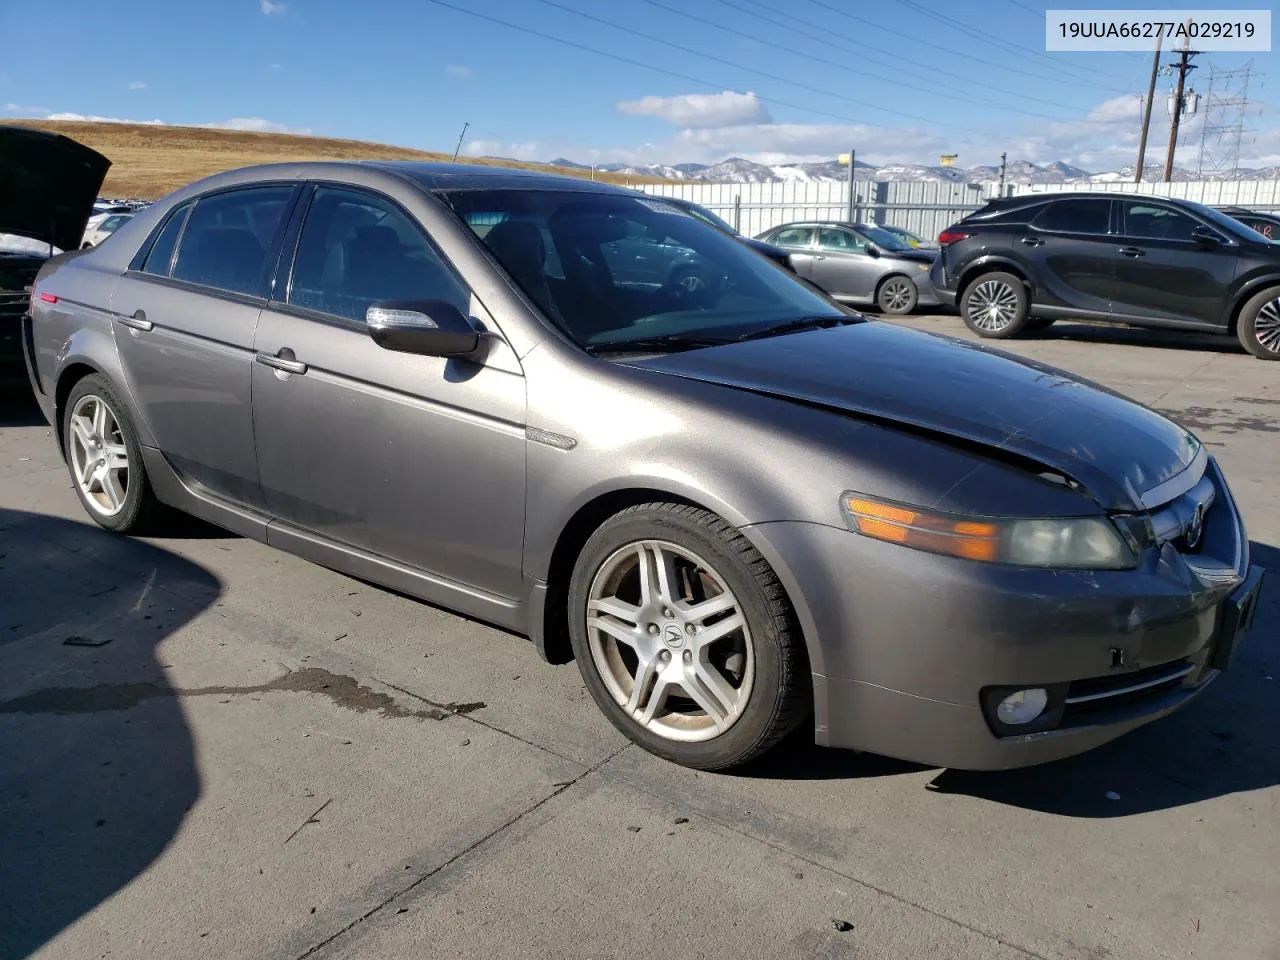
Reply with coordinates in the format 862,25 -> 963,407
755,220 -> 939,314
25,161 -> 1263,771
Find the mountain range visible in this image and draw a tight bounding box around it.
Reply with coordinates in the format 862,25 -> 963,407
544,156 -> 1280,184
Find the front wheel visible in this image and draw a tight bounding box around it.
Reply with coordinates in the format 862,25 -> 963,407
960,271 -> 1029,338
877,274 -> 918,315
568,503 -> 808,770
1236,285 -> 1280,360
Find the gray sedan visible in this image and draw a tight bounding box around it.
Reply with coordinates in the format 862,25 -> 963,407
24,162 -> 1263,771
756,220 -> 939,314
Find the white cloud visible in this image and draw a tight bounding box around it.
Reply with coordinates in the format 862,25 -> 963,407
260,0 -> 286,15
616,91 -> 771,129
46,112 -> 165,125
444,65 -> 474,79
2,102 -> 51,114
205,116 -> 312,134
269,62 -> 284,70
128,80 -> 147,91
465,139 -> 543,161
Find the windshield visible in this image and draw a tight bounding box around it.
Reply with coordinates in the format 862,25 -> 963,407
447,190 -> 847,350
855,225 -> 912,252
1185,200 -> 1273,242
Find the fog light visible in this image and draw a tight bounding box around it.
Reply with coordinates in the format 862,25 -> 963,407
996,688 -> 1048,726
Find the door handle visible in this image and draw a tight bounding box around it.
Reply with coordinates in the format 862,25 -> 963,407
255,352 -> 308,375
814,254 -> 827,261
117,310 -> 152,331
1019,237 -> 1044,247
1118,246 -> 1145,258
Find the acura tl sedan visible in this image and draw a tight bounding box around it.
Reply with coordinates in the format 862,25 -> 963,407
25,162 -> 1264,770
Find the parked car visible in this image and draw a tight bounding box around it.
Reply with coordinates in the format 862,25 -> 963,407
1219,206 -> 1280,242
659,196 -> 795,271
932,192 -> 1280,359
0,125 -> 110,386
878,223 -> 938,250
754,220 -> 938,314
81,211 -> 134,248
26,162 -> 1263,771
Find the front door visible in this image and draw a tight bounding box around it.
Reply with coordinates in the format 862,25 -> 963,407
111,184 -> 297,507
811,227 -> 878,301
250,184 -> 527,598
1109,200 -> 1239,327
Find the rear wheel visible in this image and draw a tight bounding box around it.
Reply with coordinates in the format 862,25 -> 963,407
568,503 -> 808,770
1236,286 -> 1280,360
62,374 -> 162,532
960,271 -> 1029,338
876,274 -> 918,315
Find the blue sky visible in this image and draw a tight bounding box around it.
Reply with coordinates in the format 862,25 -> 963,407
1,0 -> 1274,171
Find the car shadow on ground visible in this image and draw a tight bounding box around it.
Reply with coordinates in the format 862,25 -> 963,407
741,541 -> 1280,818
0,507 -> 221,959
1025,321 -> 1246,355
0,383 -> 47,428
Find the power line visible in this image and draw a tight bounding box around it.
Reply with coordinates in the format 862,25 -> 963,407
418,0 -> 985,136
524,0 -> 985,133
643,0 -> 1103,122
1005,0 -> 1043,16
798,0 -> 1129,94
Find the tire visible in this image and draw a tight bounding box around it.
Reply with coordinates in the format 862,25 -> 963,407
62,373 -> 162,533
1236,285 -> 1280,360
568,503 -> 809,770
669,265 -> 710,295
876,274 -> 918,315
960,271 -> 1030,339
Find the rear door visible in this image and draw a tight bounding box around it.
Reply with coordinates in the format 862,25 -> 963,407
764,226 -> 816,278
111,184 -> 297,508
1110,200 -> 1239,327
811,227 -> 879,301
1023,197 -> 1115,315
250,183 -> 527,598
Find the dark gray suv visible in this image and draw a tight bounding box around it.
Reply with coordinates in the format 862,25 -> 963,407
24,162 -> 1264,771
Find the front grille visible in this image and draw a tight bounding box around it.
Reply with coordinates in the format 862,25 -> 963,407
1061,659 -> 1196,725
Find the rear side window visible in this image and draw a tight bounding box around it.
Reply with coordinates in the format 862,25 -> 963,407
772,227 -> 814,248
1033,199 -> 1111,235
141,204 -> 191,276
287,186 -> 470,323
171,186 -> 294,296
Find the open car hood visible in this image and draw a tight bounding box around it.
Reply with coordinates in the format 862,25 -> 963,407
629,321 -> 1200,513
0,126 -> 111,254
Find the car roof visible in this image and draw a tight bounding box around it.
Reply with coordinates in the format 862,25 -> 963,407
765,221 -> 872,230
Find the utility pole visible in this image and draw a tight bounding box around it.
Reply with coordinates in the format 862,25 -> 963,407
1135,31 -> 1162,182
845,148 -> 856,223
451,121 -> 470,163
1163,41 -> 1199,182
997,152 -> 1008,195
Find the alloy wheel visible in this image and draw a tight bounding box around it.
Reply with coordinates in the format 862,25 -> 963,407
586,539 -> 754,742
68,395 -> 130,517
879,278 -> 914,313
967,279 -> 1021,332
1255,298 -> 1280,354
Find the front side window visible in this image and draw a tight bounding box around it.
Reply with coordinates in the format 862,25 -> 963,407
446,190 -> 845,349
140,203 -> 191,277
171,186 -> 293,296
1033,199 -> 1111,235
287,186 -> 470,323
1121,202 -> 1200,241
817,228 -> 868,253
771,226 -> 814,249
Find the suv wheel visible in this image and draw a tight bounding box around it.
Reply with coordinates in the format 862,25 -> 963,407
1237,285 -> 1280,360
568,503 -> 808,770
961,272 -> 1029,339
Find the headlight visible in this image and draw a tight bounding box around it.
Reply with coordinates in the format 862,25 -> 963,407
841,492 -> 1135,569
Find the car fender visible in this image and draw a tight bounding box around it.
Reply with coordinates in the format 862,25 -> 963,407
957,254 -> 1034,300
1223,270 -> 1280,327
51,320 -> 156,449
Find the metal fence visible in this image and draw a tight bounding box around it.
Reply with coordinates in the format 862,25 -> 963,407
639,178 -> 1280,239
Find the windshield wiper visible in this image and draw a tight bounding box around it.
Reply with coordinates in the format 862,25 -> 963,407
587,333 -> 733,355
733,315 -> 857,342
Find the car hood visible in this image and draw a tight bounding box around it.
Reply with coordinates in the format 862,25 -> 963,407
0,126 -> 111,254
884,248 -> 936,265
739,236 -> 793,269
627,321 -> 1199,512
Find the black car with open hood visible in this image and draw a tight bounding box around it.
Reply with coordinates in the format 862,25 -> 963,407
0,125 -> 111,384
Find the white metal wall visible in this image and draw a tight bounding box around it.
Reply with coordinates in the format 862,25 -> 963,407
639,179 -> 1280,239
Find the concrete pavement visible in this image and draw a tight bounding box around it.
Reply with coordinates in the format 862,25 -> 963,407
1,314 -> 1276,960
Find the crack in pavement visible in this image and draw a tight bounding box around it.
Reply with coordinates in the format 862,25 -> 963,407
0,667 -> 486,721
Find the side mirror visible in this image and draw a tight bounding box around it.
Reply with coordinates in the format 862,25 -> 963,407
1191,226 -> 1221,249
366,300 -> 480,358
866,245 -> 882,258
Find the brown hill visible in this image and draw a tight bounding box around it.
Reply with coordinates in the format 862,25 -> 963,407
11,119 -> 665,199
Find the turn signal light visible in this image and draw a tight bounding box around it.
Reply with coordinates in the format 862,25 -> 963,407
843,495 -> 1000,562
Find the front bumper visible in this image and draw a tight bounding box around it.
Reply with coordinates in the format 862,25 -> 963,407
928,258 -> 956,307
750,465 -> 1263,770
912,271 -> 940,307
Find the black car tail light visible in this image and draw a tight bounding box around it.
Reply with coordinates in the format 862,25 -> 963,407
937,230 -> 970,246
